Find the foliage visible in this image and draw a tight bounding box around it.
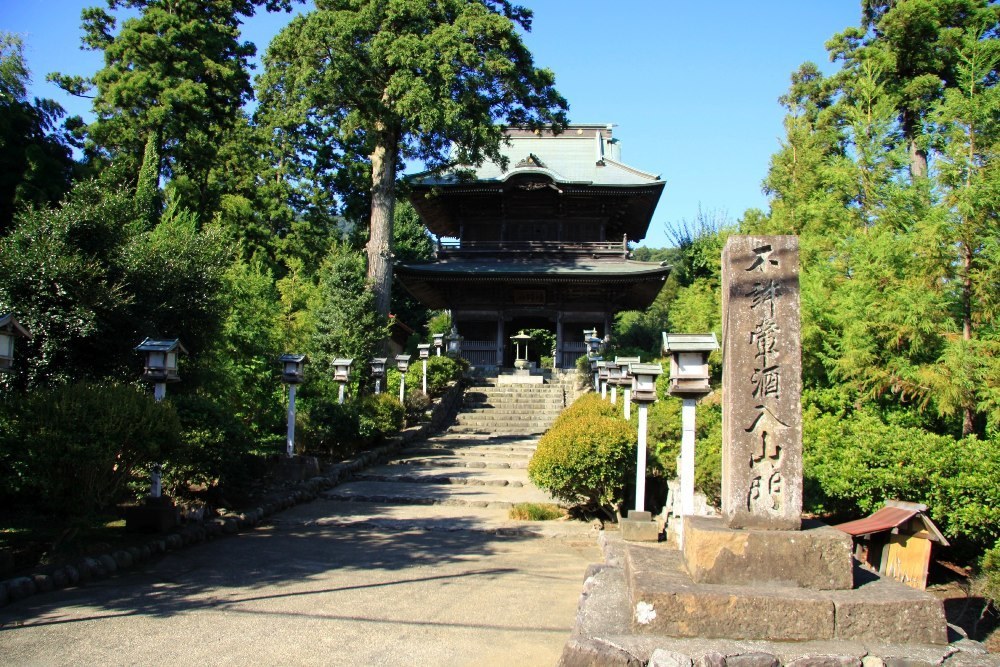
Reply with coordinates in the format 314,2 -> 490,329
0,32 -> 75,233
405,354 -> 461,397
803,402 -> 1000,557
0,181 -> 228,388
508,502 -> 563,521
404,390 -> 432,424
257,0 -> 568,323
356,393 -> 405,443
529,394 -> 637,519
303,400 -> 360,458
12,382 -> 182,520
976,541 -> 1000,608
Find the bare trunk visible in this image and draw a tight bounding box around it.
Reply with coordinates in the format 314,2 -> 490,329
909,138 -> 928,179
962,243 -> 975,437
366,126 -> 399,353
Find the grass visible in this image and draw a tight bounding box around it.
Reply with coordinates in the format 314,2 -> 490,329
508,502 -> 564,521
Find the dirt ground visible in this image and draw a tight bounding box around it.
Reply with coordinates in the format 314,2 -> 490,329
927,560 -> 998,652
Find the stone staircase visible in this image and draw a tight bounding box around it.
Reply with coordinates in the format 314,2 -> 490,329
449,375 -> 568,436
313,375 -> 594,538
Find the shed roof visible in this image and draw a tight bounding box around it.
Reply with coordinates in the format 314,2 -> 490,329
835,501 -> 950,545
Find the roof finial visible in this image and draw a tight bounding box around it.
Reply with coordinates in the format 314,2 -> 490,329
595,130 -> 605,166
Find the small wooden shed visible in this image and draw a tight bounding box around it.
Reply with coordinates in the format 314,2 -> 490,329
835,500 -> 949,590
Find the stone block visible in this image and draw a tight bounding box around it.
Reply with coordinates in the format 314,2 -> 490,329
623,543 -> 948,645
681,516 -> 854,590
557,636 -> 642,667
621,512 -> 660,543
626,545 -> 835,641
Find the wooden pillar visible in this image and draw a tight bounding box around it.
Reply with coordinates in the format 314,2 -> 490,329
555,314 -> 564,369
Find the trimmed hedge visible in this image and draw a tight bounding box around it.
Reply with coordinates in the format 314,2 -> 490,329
529,395 -> 637,519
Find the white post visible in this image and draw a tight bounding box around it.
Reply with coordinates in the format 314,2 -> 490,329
601,380 -> 607,400
679,397 -> 697,545
399,375 -> 406,404
636,403 -> 648,513
624,388 -> 632,420
338,383 -> 345,404
152,382 -> 166,497
286,384 -> 297,457
375,379 -> 381,394
150,464 -> 162,499
611,384 -> 618,406
593,370 -> 599,391
422,359 -> 427,394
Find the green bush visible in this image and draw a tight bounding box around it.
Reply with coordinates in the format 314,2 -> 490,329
975,541 -> 1000,609
509,502 -> 564,521
304,400 -> 360,457
404,390 -> 432,425
529,395 -> 637,519
550,392 -> 618,430
404,355 -> 461,397
803,404 -> 1000,558
357,393 -> 404,443
166,393 -> 264,502
17,382 -> 182,519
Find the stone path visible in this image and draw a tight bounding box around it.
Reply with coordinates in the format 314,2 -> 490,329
0,386 -> 599,666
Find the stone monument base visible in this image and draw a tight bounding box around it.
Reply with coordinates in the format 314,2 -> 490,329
619,510 -> 660,543
682,515 -> 854,590
627,541 -> 948,645
124,495 -> 179,533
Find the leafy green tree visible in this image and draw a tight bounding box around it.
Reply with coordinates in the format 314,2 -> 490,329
827,0 -> 1000,177
0,32 -> 75,232
52,0 -> 296,216
257,0 -> 568,336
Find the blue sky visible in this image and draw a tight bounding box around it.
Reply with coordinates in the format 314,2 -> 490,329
4,1 -> 861,248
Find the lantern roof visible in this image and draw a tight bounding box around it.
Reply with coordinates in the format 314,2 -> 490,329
630,363 -> 664,376
332,357 -> 354,366
0,313 -> 30,339
136,338 -> 188,355
662,332 -> 719,354
279,353 -> 307,364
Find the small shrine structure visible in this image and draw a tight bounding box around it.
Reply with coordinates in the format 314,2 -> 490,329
397,124 -> 669,370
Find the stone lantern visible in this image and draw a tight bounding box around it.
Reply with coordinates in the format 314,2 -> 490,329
589,356 -> 602,392
583,327 -> 602,356
605,360 -> 622,404
662,332 -> 718,396
628,363 -> 663,528
596,360 -> 609,399
615,356 -> 641,419
135,338 -> 187,401
395,354 -> 412,403
510,331 -> 532,371
370,357 -> 387,394
432,333 -> 445,357
0,313 -> 30,372
333,357 -> 353,404
445,326 -> 463,358
278,354 -> 307,458
417,343 -> 431,393
662,332 -> 718,545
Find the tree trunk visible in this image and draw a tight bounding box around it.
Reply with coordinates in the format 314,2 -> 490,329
909,138 -> 928,179
962,242 -> 975,437
366,125 -> 399,352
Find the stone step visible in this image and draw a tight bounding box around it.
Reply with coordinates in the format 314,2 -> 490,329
394,456 -> 529,469
354,469 -> 527,487
461,406 -> 564,414
453,416 -> 555,426
446,426 -> 549,436
402,443 -> 537,455
279,500 -> 596,540
321,480 -> 555,508
397,447 -> 532,460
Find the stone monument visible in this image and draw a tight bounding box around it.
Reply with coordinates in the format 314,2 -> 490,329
721,235 -> 802,530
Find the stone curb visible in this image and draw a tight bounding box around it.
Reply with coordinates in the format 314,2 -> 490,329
0,380 -> 467,610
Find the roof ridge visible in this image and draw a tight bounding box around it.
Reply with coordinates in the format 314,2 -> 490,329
602,157 -> 662,181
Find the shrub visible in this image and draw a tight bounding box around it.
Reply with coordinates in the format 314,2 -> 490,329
529,396 -> 637,519
404,390 -> 432,425
18,382 -> 182,519
304,400 -> 360,457
575,353 -> 593,389
404,354 -> 461,397
357,393 -> 404,443
509,503 -> 564,521
550,392 -> 618,430
975,541 -> 1000,609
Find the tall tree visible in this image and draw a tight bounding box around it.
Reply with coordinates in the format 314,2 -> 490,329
0,33 -> 76,232
52,0 -> 295,217
257,0 -> 567,343
827,0 -> 1000,178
